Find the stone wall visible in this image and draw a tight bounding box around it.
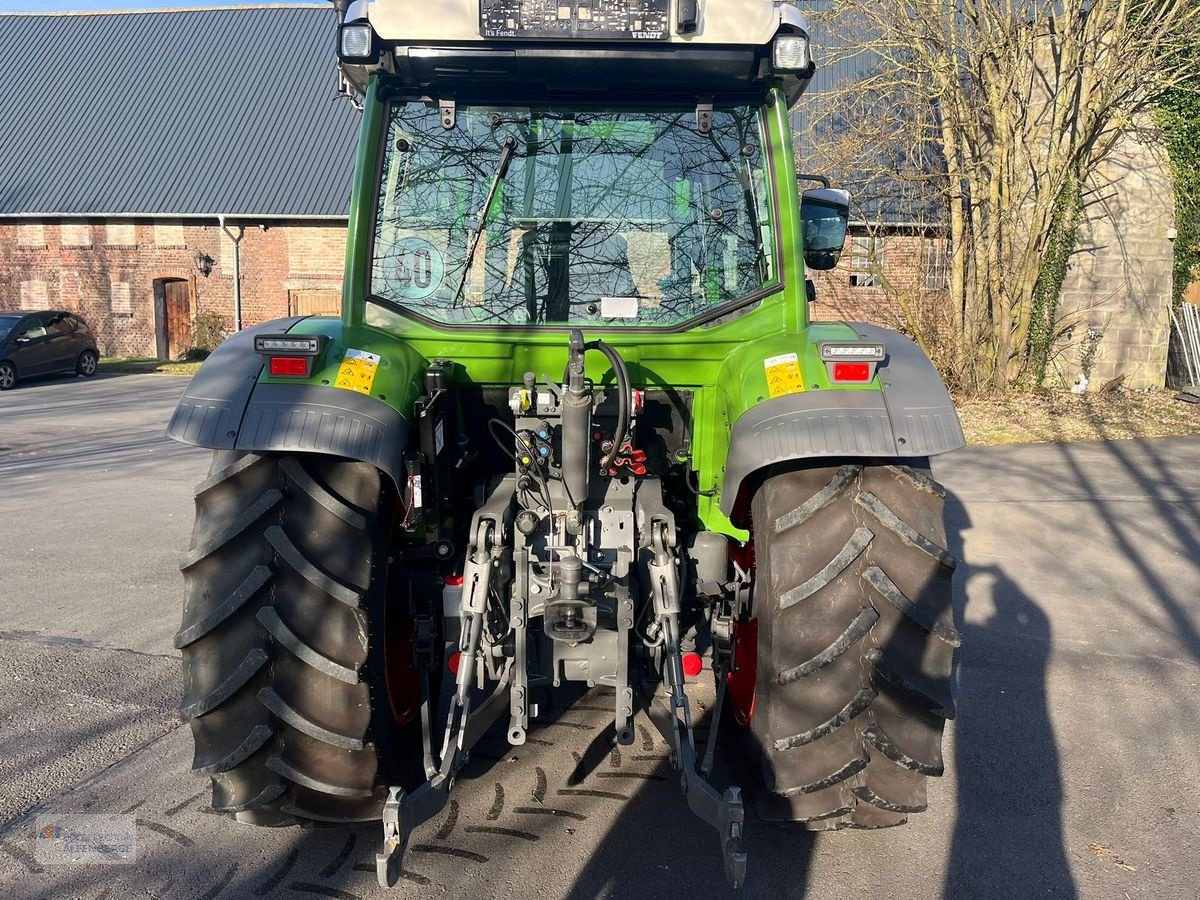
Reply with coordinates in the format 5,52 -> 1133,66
1055,125 -> 1176,390
0,219 -> 346,358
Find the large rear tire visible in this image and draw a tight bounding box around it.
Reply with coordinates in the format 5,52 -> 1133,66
745,461 -> 958,828
177,451 -> 424,824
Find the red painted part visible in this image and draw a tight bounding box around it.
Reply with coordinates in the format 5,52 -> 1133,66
729,539 -> 755,573
269,356 -> 308,377
727,618 -> 758,725
682,652 -> 704,678
832,362 -> 872,382
445,574 -> 464,586
447,651 -> 462,674
383,601 -> 422,726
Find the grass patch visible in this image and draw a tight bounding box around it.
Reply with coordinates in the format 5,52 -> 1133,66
955,389 -> 1200,445
98,356 -> 203,376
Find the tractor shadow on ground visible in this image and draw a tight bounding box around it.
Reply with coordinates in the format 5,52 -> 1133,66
560,706 -> 818,900
942,491 -> 1078,900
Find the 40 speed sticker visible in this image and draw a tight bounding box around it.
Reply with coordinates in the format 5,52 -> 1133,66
335,348 -> 381,395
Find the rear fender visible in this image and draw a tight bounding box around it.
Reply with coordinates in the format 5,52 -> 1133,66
166,317 -> 412,490
720,322 -> 964,524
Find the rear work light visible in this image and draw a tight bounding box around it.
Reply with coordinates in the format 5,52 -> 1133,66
772,33 -> 814,75
338,21 -> 378,63
819,341 -> 885,384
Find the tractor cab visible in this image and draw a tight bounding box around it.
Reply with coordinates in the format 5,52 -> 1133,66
334,0 -> 819,332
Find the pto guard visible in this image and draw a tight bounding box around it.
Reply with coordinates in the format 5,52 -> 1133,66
165,317 -> 410,490
720,323 -> 964,522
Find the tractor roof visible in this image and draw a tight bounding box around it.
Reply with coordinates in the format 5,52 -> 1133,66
364,0 -> 798,47
339,1 -> 813,102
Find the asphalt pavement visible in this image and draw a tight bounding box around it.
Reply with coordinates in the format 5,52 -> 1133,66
0,372 -> 1197,899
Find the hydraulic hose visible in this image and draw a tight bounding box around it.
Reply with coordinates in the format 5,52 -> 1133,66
586,339 -> 631,469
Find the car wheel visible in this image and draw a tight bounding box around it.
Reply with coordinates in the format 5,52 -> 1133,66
77,350 -> 99,377
0,361 -> 16,390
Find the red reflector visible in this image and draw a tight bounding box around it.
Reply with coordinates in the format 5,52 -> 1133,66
447,651 -> 462,674
833,362 -> 871,382
445,574 -> 464,587
682,652 -> 704,678
269,356 -> 309,377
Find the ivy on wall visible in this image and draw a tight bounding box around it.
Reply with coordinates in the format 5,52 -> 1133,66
1156,86 -> 1200,307
1028,173 -> 1083,387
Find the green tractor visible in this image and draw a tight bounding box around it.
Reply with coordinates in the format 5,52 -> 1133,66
167,0 -> 964,888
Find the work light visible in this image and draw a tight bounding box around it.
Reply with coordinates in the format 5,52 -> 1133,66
339,21 -> 377,62
772,34 -> 814,74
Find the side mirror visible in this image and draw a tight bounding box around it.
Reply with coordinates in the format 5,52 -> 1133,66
800,187 -> 850,271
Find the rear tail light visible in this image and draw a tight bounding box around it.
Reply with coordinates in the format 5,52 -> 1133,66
832,362 -> 872,382
255,333 -> 326,378
819,341 -> 885,384
269,356 -> 310,377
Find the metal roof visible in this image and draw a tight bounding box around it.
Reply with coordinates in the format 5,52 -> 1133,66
0,5 -> 360,220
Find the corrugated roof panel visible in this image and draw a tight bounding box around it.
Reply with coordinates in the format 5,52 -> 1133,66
0,6 -> 360,218
790,6 -> 942,227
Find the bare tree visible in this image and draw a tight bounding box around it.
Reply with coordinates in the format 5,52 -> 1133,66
804,0 -> 1200,392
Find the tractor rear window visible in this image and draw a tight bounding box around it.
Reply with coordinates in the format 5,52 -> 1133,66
369,101 -> 776,327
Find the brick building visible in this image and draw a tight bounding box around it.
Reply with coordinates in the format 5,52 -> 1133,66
0,5 -> 358,359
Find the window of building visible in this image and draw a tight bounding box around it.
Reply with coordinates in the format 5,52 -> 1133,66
110,280 -> 133,316
17,223 -> 45,248
19,280 -> 48,310
106,222 -> 137,247
923,237 -> 949,290
61,222 -> 92,247
153,221 -> 185,248
849,235 -> 883,288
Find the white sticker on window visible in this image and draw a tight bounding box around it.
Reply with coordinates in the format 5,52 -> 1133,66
601,296 -> 638,319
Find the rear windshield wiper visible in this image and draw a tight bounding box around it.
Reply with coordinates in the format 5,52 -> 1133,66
452,137 -> 518,307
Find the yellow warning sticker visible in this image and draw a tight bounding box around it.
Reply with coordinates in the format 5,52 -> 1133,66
335,348 -> 381,395
764,352 -> 805,398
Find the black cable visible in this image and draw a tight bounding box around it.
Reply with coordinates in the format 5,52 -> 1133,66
488,417 -> 555,515
585,339 -> 631,469
486,418 -> 519,461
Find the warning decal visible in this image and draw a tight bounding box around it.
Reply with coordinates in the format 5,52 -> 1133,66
335,348 -> 381,395
764,353 -> 805,398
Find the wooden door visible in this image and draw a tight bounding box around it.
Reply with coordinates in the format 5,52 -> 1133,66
164,280 -> 191,359
289,289 -> 341,317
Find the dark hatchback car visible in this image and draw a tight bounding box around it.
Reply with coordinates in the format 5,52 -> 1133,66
0,310 -> 100,390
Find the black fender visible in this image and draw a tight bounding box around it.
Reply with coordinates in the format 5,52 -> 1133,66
720,322 -> 964,521
165,317 -> 410,489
